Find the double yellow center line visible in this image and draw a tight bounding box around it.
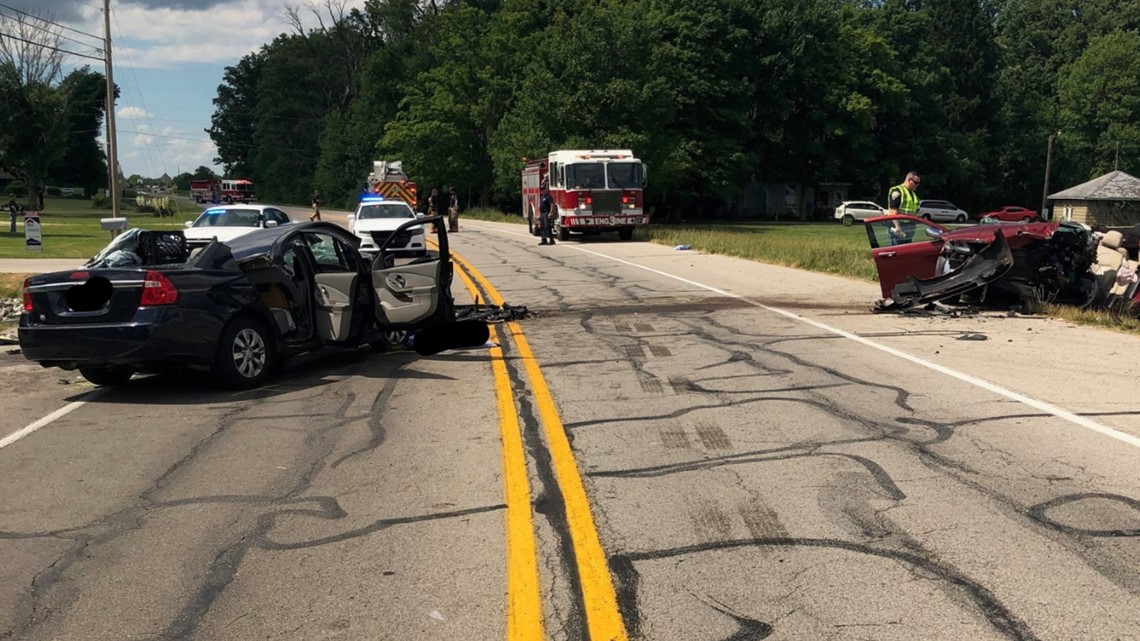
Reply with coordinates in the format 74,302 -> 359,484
449,250 -> 628,641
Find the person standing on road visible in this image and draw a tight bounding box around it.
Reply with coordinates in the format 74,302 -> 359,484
309,189 -> 323,222
447,187 -> 460,232
887,171 -> 921,244
427,188 -> 440,232
538,183 -> 556,245
7,193 -> 18,233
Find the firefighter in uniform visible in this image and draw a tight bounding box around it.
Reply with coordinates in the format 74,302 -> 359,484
538,183 -> 556,245
447,187 -> 460,232
887,171 -> 921,244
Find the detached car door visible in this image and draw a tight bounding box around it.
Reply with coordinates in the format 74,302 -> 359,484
864,215 -> 948,298
371,216 -> 450,327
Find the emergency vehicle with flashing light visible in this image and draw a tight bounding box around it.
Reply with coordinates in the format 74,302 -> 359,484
521,149 -> 648,241
347,195 -> 426,256
367,160 -> 418,209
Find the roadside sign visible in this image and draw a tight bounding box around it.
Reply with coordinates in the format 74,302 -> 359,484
24,210 -> 42,251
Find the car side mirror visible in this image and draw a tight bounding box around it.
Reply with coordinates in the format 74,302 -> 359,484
184,221 -> 193,228
347,215 -> 355,224
925,227 -> 943,239
264,220 -> 278,228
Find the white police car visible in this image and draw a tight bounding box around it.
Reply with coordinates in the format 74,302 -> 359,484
347,196 -> 426,256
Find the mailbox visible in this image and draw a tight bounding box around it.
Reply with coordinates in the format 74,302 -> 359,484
100,217 -> 129,237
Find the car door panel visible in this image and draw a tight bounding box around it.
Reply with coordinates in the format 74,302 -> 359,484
372,261 -> 440,325
865,216 -> 946,298
313,272 -> 358,341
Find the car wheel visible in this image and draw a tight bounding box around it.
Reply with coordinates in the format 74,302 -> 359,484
554,209 -> 569,241
1022,216 -> 1032,223
921,213 -> 932,220
213,316 -> 274,389
527,209 -> 537,236
618,228 -> 634,241
841,214 -> 854,226
79,365 -> 134,386
371,329 -> 409,353
955,214 -> 966,223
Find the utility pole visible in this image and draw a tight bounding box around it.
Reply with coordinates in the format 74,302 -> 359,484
102,0 -> 120,218
1041,132 -> 1058,220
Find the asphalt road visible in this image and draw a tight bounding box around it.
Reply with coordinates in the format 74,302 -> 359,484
2,217 -> 1139,640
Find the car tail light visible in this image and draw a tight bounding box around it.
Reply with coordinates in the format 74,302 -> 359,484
22,278 -> 32,312
140,270 -> 179,306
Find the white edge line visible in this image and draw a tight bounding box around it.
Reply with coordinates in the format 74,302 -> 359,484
0,390 -> 106,450
482,224 -> 1140,450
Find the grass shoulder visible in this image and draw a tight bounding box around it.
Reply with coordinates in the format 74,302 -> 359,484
1,196 -> 197,259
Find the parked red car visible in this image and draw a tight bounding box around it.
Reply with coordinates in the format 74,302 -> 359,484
863,215 -> 1093,309
980,205 -> 1039,223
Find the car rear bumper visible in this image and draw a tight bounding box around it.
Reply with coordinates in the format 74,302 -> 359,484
18,307 -> 216,369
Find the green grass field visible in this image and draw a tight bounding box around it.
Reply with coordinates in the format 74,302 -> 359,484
1,196 -> 198,259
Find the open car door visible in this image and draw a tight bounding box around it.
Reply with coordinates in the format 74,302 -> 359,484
864,215 -> 948,299
371,215 -> 453,329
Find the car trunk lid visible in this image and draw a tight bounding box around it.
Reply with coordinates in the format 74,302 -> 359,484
24,269 -> 167,325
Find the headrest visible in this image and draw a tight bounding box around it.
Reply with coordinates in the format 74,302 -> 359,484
1102,230 -> 1123,249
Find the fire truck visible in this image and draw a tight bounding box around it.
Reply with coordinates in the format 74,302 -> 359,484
521,149 -> 648,241
189,178 -> 256,204
367,160 -> 417,208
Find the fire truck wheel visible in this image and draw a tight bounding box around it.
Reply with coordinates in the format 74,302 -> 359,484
527,210 -> 537,235
554,210 -> 569,241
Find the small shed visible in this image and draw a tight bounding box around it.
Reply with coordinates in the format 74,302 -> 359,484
1048,170 -> 1140,227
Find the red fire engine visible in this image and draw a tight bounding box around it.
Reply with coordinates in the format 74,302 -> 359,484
189,178 -> 256,204
521,149 -> 648,241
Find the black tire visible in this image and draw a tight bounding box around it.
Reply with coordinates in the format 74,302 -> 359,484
527,209 -> 538,236
1022,216 -> 1032,223
79,365 -> 134,386
842,214 -> 854,226
371,329 -> 409,353
213,316 -> 274,389
618,228 -> 634,241
955,214 -> 966,223
921,213 -> 932,220
555,210 -> 569,241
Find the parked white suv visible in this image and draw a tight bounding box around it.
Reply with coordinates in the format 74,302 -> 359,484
918,200 -> 970,223
834,201 -> 886,225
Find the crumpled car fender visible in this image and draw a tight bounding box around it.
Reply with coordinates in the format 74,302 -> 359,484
882,230 -> 1014,310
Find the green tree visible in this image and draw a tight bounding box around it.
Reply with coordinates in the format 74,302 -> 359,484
208,53 -> 261,177
1058,30 -> 1140,177
48,67 -> 109,198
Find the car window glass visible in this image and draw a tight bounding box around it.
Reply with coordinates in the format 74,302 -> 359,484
305,232 -> 352,272
358,203 -> 415,220
868,217 -> 938,248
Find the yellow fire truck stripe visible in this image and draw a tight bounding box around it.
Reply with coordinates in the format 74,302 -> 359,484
448,248 -> 630,641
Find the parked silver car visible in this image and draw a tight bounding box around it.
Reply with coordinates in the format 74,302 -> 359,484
834,200 -> 886,225
918,199 -> 970,223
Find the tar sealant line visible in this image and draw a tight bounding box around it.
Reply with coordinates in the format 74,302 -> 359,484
492,229 -> 1140,451
0,390 -> 106,450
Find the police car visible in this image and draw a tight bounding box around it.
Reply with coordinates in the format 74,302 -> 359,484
347,196 -> 426,256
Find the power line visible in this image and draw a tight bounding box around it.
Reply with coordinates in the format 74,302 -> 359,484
0,8 -> 104,54
0,31 -> 104,62
0,2 -> 104,45
112,5 -> 167,177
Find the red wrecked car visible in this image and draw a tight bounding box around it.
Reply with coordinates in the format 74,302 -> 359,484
864,215 -> 1093,310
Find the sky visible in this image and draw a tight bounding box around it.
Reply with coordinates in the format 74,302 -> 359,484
3,0 -> 366,179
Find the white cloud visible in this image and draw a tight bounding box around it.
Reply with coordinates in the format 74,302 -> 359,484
60,0 -> 369,69
117,106 -> 151,118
